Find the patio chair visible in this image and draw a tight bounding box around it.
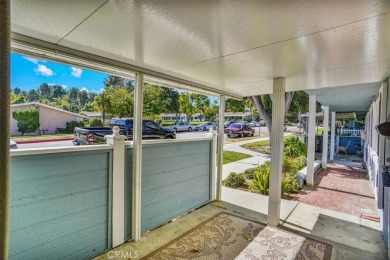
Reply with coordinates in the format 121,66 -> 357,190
336,141 -> 351,156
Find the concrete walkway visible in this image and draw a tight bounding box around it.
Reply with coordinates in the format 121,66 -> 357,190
220,187 -> 387,259
222,137 -> 270,180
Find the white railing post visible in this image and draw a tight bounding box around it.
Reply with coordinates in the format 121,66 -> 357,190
216,95 -> 225,201
132,73 -> 143,241
307,95 -> 316,185
206,129 -> 217,200
330,112 -> 336,161
105,127 -> 126,247
268,78 -> 285,226
322,106 -> 329,169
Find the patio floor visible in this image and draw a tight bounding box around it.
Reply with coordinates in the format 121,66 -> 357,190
291,158 -> 378,219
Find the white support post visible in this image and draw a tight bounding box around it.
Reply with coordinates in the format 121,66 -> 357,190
330,112 -> 336,162
216,95 -> 225,201
132,73 -> 143,241
0,1 -> 10,258
307,95 -> 316,185
322,106 -> 329,169
206,129 -> 218,200
106,127 -> 126,247
268,78 -> 285,227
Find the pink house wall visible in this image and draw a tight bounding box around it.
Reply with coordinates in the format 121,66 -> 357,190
10,105 -> 85,136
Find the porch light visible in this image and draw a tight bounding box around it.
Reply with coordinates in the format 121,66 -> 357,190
375,122 -> 390,138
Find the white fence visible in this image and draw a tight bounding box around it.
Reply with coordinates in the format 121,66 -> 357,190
340,128 -> 362,136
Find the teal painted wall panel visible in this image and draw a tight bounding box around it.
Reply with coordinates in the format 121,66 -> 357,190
125,147 -> 133,240
140,140 -> 212,233
10,150 -> 111,260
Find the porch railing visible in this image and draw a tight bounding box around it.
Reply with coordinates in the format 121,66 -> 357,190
340,128 -> 362,136
9,134 -> 216,260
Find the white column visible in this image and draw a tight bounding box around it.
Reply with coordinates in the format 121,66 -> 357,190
216,95 -> 225,201
106,128 -> 126,247
206,129 -> 218,200
322,106 -> 329,169
268,78 -> 285,227
132,73 -> 143,241
330,112 -> 336,161
0,1 -> 10,258
306,95 -> 316,185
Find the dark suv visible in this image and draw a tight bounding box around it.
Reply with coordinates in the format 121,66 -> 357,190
110,118 -> 176,140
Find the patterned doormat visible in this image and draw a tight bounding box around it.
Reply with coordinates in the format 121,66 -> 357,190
143,212 -> 332,259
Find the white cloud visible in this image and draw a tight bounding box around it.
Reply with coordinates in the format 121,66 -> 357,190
48,83 -> 67,89
23,56 -> 46,64
34,65 -> 54,77
80,87 -> 88,92
71,67 -> 83,78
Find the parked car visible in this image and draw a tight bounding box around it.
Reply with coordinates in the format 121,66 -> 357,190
10,140 -> 17,149
250,121 -> 260,127
238,121 -> 250,126
195,122 -> 217,131
259,120 -> 266,126
73,118 -> 176,145
224,120 -> 235,128
225,123 -> 255,138
171,122 -> 193,132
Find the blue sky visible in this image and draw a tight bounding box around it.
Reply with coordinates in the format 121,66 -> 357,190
11,53 -> 109,93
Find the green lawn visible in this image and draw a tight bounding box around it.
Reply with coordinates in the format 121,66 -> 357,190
241,139 -> 271,154
223,151 -> 252,164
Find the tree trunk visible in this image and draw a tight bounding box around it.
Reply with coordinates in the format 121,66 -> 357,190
250,92 -> 295,145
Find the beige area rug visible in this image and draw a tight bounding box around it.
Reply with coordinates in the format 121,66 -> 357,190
143,212 -> 332,260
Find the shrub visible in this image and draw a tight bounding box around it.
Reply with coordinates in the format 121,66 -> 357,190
249,158 -> 301,196
89,118 -> 103,127
283,136 -> 307,158
243,167 -> 257,180
12,109 -> 40,135
249,164 -> 270,194
65,121 -> 84,133
223,172 -> 245,188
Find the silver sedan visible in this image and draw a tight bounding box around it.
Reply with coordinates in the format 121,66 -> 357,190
171,122 -> 194,132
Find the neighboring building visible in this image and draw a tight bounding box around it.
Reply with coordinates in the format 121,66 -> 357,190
216,111 -> 254,121
79,111 -> 112,125
161,113 -> 202,122
10,102 -> 88,136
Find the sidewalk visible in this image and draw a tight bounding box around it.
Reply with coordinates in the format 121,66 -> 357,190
223,137 -> 270,180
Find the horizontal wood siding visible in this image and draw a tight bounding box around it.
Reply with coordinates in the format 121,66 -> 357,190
10,150 -> 111,260
141,140 -> 212,232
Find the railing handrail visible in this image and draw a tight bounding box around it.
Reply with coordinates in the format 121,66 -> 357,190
125,136 -> 213,147
10,144 -> 113,157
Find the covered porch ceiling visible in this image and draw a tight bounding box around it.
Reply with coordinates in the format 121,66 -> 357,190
10,1 -> 390,98
305,82 -> 382,112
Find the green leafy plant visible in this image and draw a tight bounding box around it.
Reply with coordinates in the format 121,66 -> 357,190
12,109 -> 40,135
223,172 -> 245,188
65,121 -> 84,133
243,167 -> 257,180
249,164 -> 270,194
283,136 -> 307,158
89,118 -> 104,127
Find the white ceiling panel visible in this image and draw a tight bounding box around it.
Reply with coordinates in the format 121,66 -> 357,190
10,0 -> 390,97
11,0 -> 106,43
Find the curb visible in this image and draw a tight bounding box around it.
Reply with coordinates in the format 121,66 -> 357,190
15,138 -> 74,144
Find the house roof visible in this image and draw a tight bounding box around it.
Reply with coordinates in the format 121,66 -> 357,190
10,1 -> 390,98
224,112 -> 252,117
11,102 -> 89,119
79,111 -> 102,117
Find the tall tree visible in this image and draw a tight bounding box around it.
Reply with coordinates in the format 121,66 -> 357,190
178,92 -> 197,123
226,99 -> 246,112
52,85 -> 66,99
94,91 -> 111,123
13,87 -> 21,95
67,87 -> 80,112
106,87 -> 134,117
250,92 -> 294,138
38,83 -> 53,101
28,89 -> 40,101
78,89 -> 89,107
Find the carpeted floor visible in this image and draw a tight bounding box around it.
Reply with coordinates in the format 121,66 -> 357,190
143,212 -> 332,259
